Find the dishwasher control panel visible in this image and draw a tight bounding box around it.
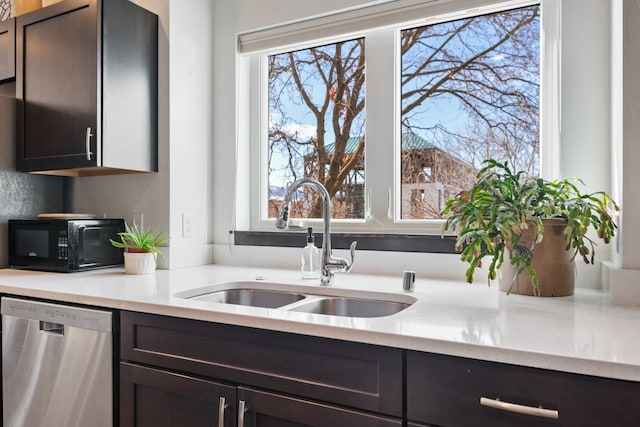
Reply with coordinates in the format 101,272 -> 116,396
1,297 -> 112,332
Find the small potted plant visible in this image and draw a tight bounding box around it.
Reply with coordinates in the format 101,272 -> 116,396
110,222 -> 169,274
441,159 -> 618,296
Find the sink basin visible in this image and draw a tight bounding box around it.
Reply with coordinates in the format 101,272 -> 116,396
189,288 -> 306,309
289,297 -> 411,318
175,281 -> 416,317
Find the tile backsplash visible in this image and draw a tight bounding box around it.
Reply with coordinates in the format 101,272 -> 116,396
0,171 -> 63,217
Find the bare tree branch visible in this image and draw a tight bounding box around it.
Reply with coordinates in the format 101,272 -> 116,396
268,5 -> 539,220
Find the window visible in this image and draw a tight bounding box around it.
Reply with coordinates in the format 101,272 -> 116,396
240,0 -> 552,236
267,39 -> 366,220
400,6 -> 540,219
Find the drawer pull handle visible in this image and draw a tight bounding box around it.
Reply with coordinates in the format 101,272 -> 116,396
480,397 -> 559,419
218,396 -> 227,427
238,400 -> 247,427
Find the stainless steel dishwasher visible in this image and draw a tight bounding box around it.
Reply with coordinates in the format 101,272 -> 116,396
2,297 -> 113,427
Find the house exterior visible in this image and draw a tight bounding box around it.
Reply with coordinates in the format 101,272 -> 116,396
290,133 -> 476,219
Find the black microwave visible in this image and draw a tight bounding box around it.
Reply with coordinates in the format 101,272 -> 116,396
8,218 -> 126,272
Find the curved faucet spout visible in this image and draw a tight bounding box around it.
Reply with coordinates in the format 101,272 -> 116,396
276,178 -> 356,285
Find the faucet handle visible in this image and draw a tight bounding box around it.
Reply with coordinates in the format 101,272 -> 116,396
344,241 -> 357,272
275,206 -> 289,229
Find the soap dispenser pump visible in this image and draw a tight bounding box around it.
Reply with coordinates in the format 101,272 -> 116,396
301,227 -> 321,280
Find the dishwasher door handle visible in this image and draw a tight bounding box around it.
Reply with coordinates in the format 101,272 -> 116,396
39,321 -> 64,335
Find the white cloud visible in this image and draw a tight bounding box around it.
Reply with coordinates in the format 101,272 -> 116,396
271,120 -> 317,140
283,123 -> 317,139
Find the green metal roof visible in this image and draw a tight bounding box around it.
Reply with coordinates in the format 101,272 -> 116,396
401,133 -> 436,151
324,133 -> 434,155
324,136 -> 362,155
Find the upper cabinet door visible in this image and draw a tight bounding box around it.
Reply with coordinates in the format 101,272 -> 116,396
14,0 -> 158,176
0,18 -> 15,82
16,0 -> 98,172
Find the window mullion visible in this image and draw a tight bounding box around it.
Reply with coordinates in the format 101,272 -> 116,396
540,0 -> 560,180
364,28 -> 398,229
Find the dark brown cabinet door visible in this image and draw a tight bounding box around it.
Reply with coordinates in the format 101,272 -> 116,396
14,0 -> 157,175
120,362 -> 237,427
0,18 -> 15,81
16,0 -> 98,171
237,387 -> 402,427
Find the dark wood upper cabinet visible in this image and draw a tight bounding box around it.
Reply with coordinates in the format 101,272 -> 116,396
15,0 -> 158,176
0,18 -> 15,82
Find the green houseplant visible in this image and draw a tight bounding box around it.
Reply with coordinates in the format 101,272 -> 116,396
441,159 -> 618,296
110,222 -> 169,274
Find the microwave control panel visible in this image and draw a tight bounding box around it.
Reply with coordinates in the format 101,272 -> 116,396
57,236 -> 68,260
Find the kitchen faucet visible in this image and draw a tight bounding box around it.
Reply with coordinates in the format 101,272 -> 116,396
276,178 -> 356,285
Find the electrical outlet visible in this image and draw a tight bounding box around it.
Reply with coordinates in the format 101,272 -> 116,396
182,213 -> 193,237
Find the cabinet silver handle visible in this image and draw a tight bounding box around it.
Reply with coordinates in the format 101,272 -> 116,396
480,397 -> 559,419
85,127 -> 94,160
238,400 -> 247,427
218,396 -> 227,427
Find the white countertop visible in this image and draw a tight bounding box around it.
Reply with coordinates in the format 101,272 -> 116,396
0,265 -> 638,382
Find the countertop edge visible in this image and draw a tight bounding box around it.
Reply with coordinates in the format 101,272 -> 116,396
0,283 -> 638,383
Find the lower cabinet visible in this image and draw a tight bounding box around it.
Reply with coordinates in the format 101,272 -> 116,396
120,311 -> 403,427
407,351 -> 640,427
120,362 -> 236,427
236,387 -> 401,427
120,362 -> 401,427
119,311 -> 640,427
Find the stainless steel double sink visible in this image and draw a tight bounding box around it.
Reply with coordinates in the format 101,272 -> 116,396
174,281 -> 416,318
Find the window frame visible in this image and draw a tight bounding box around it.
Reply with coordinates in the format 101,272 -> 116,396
237,0 -> 558,239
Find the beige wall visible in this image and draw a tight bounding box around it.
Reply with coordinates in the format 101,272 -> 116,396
64,0 -> 640,297
70,0 -> 214,268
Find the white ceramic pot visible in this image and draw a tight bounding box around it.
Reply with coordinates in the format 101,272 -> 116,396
124,252 -> 156,275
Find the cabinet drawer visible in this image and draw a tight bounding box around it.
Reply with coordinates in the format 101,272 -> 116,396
121,311 -> 403,417
407,351 -> 640,427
